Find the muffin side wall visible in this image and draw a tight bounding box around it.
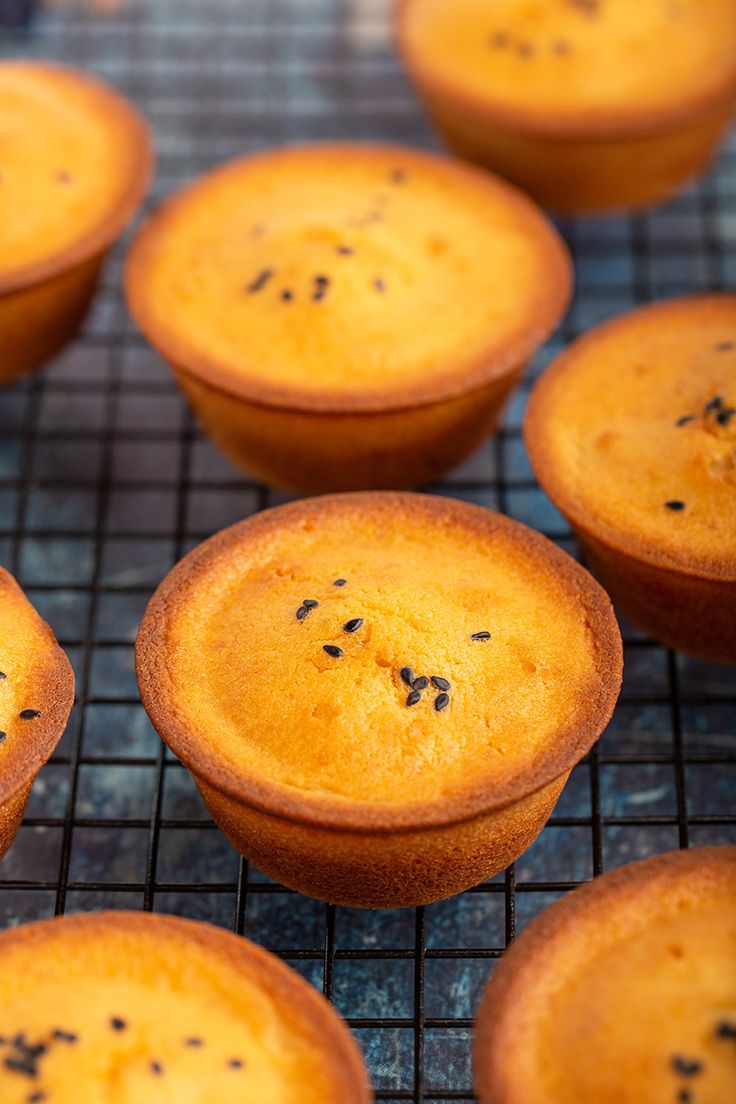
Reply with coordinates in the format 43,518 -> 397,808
172,365 -> 524,492
0,781 -> 32,860
193,772 -> 567,909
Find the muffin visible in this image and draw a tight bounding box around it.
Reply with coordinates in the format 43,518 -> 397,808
0,910 -> 371,1102
125,143 -> 571,493
396,0 -> 736,214
0,566 -> 75,859
136,492 -> 622,909
0,60 -> 152,387
474,846 -> 736,1104
525,294 -> 736,663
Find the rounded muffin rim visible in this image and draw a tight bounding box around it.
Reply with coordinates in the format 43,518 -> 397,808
472,844 -> 736,1103
395,0 -> 736,141
0,908 -> 372,1103
124,141 -> 573,415
0,566 -> 76,807
0,60 -> 154,297
135,492 -> 623,835
524,293 -> 736,583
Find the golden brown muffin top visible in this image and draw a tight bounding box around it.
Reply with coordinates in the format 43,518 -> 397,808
0,61 -> 151,292
397,0 -> 736,135
0,567 -> 74,804
475,847 -> 736,1104
136,493 -> 621,830
125,144 -> 571,412
525,295 -> 736,580
0,912 -> 370,1103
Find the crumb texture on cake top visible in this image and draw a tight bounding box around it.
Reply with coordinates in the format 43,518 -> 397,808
144,496 -> 614,808
0,62 -> 146,283
126,145 -> 569,405
0,913 -> 353,1103
526,295 -> 736,577
400,0 -> 736,128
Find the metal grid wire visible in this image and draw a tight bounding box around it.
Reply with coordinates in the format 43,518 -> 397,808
1,1 -> 735,1099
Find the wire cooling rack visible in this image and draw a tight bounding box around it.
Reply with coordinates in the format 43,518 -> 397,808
1,1 -> 735,1099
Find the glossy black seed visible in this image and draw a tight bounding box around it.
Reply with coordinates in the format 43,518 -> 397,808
19,709 -> 41,720
676,415 -> 696,426
303,599 -> 319,609
715,341 -> 735,351
678,1091 -> 691,1104
245,268 -> 274,294
27,1093 -> 45,1103
323,645 -> 344,658
0,733 -> 6,744
406,690 -> 421,707
52,1030 -> 77,1043
435,692 -> 450,712
400,666 -> 415,687
185,1037 -> 204,1047
671,1055 -> 703,1077
0,670 -> 5,678
295,606 -> 310,621
431,676 -> 451,691
228,1058 -> 244,1069
705,395 -> 724,412
665,500 -> 686,511
109,1017 -> 127,1032
336,245 -> 354,255
373,277 -> 386,292
471,631 -> 491,641
716,407 -> 735,426
151,1061 -> 164,1076
343,618 -> 364,633
333,578 -> 347,587
716,1020 -> 736,1039
412,676 -> 429,691
281,289 -> 293,302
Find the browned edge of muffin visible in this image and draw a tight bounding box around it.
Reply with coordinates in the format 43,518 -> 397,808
524,294 -> 736,583
394,0 -> 736,140
0,60 -> 154,296
0,909 -> 372,1102
473,845 -> 736,1104
0,566 -> 75,806
124,142 -> 572,414
136,492 -> 622,834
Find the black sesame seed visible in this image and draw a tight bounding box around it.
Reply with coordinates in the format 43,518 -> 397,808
295,605 -> 310,621
185,1037 -> 204,1047
336,245 -> 354,255
715,341 -> 735,352
245,268 -> 274,294
406,690 -> 422,707
412,676 -> 429,691
228,1058 -> 244,1069
0,670 -> 5,678
678,1091 -> 691,1104
435,692 -> 450,712
373,277 -> 386,293
671,1055 -> 703,1077
281,289 -> 294,302
333,578 -> 347,587
151,1061 -> 163,1076
323,645 -> 344,658
676,415 -> 696,427
27,1093 -> 45,1103
52,1030 -> 77,1044
343,618 -> 364,633
400,666 -> 415,687
705,395 -> 724,412
471,631 -> 491,641
303,599 -> 319,609
665,500 -> 686,511
716,407 -> 735,426
0,733 -> 6,744
19,709 -> 41,720
716,1020 -> 736,1039
109,1017 -> 127,1032
312,275 -> 330,302
431,676 -> 451,691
